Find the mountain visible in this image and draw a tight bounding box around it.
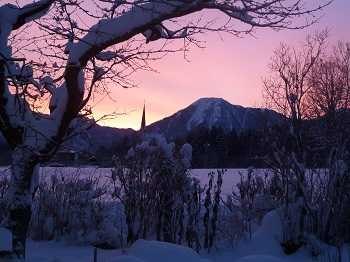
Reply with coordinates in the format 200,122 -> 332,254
0,98 -> 282,165
0,121 -> 136,153
145,97 -> 282,139
63,123 -> 136,153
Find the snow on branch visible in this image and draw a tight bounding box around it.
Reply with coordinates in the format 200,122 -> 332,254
205,0 -> 332,29
0,0 -> 56,149
68,1 -> 202,64
69,0 -> 331,65
13,0 -> 55,30
0,0 -> 54,37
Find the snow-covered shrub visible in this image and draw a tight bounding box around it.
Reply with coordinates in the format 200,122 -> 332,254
237,169 -> 277,227
111,135 -> 196,246
221,168 -> 276,245
267,142 -> 350,255
29,170 -> 123,248
0,173 -> 10,225
112,135 -> 224,251
1,167 -> 125,248
185,177 -> 203,251
203,170 -> 224,252
218,201 -> 245,247
304,151 -> 350,246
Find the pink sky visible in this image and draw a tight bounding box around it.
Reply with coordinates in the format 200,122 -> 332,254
93,0 -> 350,130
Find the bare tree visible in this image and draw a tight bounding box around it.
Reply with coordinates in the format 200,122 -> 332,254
263,31 -> 329,168
0,0 -> 332,260
307,41 -> 350,125
263,31 -> 328,124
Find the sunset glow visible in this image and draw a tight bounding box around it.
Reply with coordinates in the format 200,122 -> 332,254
90,0 -> 350,130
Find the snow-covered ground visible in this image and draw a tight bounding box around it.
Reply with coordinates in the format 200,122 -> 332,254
24,210 -> 346,262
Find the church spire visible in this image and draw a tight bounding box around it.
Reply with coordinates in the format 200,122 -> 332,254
140,102 -> 146,131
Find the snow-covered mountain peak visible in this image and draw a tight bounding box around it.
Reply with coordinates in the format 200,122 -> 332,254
192,97 -> 227,105
188,97 -> 237,130
146,97 -> 282,139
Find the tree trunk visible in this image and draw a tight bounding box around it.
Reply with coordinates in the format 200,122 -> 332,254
2,146 -> 38,261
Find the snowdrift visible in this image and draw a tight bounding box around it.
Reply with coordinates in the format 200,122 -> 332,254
125,239 -> 208,262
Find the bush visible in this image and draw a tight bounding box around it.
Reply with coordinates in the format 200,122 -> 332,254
112,135 -> 195,244
0,171 -> 10,225
267,144 -> 350,254
111,135 -> 224,251
220,168 -> 276,245
30,170 -> 124,247
1,167 -> 124,248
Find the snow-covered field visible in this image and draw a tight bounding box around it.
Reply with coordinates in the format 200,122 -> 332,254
0,166 -> 268,195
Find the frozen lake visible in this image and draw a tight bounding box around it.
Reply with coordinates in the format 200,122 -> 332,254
0,166 -> 270,195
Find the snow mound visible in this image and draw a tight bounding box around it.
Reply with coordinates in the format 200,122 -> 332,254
255,210 -> 282,239
236,255 -> 284,262
235,210 -> 284,258
129,240 -> 208,262
109,255 -> 145,262
0,227 -> 12,251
